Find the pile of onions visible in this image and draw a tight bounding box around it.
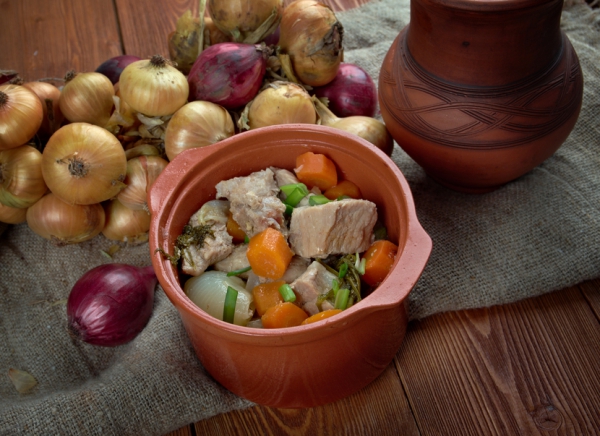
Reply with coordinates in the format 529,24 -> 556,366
59,71 -> 115,127
41,123 -> 127,205
95,55 -> 142,84
26,192 -> 105,245
0,202 -> 27,224
23,81 -> 64,141
0,145 -> 47,209
313,97 -> 393,156
208,0 -> 283,44
313,63 -> 377,118
67,263 -> 157,346
0,84 -> 43,150
102,198 -> 151,243
119,55 -> 189,117
278,0 -> 344,86
187,43 -> 271,110
117,155 -> 169,211
244,81 -> 316,130
164,101 -> 235,161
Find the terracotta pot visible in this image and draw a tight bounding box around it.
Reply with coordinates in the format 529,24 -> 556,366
148,124 -> 432,408
379,0 -> 583,193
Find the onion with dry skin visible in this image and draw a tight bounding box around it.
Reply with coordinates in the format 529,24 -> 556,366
0,202 -> 27,224
59,71 -> 115,127
313,97 -> 393,156
208,0 -> 283,44
26,192 -> 106,245
278,1 -> 344,86
0,145 -> 47,208
164,101 -> 235,161
102,198 -> 151,243
0,84 -> 43,150
117,155 -> 169,211
23,81 -> 64,141
41,123 -> 127,205
243,81 -> 316,130
119,55 -> 189,117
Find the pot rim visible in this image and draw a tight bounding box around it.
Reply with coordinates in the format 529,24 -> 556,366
148,124 -> 432,343
429,0 -> 560,12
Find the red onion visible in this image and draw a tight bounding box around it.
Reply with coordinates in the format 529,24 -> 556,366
67,263 -> 157,346
95,55 -> 142,85
313,63 -> 377,118
0,70 -> 19,85
187,42 -> 270,109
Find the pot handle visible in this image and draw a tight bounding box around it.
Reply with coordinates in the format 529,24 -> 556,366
147,144 -> 225,216
364,219 -> 432,308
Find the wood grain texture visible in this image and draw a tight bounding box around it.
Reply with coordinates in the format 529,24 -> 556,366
396,286 -> 600,436
580,279 -> 600,320
0,0 -> 121,80
194,362 -> 419,435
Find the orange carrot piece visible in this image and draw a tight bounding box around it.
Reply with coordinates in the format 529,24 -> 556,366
301,309 -> 342,325
262,302 -> 308,328
252,280 -> 286,317
226,211 -> 246,243
246,227 -> 293,279
361,240 -> 399,287
294,151 -> 338,191
323,180 -> 362,200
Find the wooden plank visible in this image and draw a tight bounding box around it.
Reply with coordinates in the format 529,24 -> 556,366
114,0 -> 371,58
193,362 -> 419,435
396,286 -> 600,435
580,278 -> 600,320
0,0 -> 121,80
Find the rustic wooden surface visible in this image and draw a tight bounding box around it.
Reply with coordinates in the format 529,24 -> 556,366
2,0 -> 599,435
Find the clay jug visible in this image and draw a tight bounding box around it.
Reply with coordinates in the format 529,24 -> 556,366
379,0 -> 583,193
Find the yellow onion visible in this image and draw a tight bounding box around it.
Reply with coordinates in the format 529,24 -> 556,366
243,81 -> 316,130
23,81 -> 64,140
59,71 -> 115,127
0,202 -> 27,224
278,0 -> 344,86
164,101 -> 235,160
26,193 -> 105,245
204,17 -> 231,47
41,123 -> 127,205
119,55 -> 189,117
0,145 -> 47,208
117,155 -> 168,211
313,97 -> 393,156
208,0 -> 283,44
102,198 -> 151,243
0,84 -> 43,150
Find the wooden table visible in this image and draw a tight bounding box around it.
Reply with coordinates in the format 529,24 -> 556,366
2,1 -> 600,434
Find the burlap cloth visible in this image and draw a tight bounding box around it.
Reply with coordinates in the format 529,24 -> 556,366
1,0 -> 599,434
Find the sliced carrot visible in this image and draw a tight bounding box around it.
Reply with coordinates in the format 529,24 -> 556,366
294,151 -> 338,191
246,227 -> 293,279
301,309 -> 342,325
252,280 -> 286,317
361,240 -> 399,287
262,302 -> 308,328
226,211 -> 246,243
323,180 -> 362,200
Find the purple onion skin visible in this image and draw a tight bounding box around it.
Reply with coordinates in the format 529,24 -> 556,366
67,264 -> 157,347
313,63 -> 378,118
95,55 -> 142,85
263,26 -> 280,46
187,43 -> 268,109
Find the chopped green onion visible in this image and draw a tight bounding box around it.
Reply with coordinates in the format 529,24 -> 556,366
334,288 -> 350,310
244,235 -> 250,244
280,183 -> 308,197
357,258 -> 366,275
223,286 -> 238,323
284,203 -> 294,216
226,266 -> 252,277
338,262 -> 348,278
278,284 -> 296,302
309,195 -> 331,206
284,187 -> 308,207
332,278 -> 340,295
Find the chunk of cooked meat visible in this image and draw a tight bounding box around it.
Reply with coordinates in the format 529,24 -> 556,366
216,168 -> 287,238
290,261 -> 337,315
281,255 -> 310,283
289,199 -> 377,258
270,166 -> 321,207
181,200 -> 234,276
213,244 -> 251,279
